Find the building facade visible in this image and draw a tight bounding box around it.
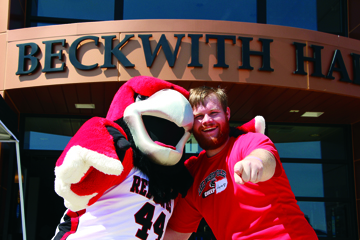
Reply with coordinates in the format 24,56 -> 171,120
1,0 -> 360,239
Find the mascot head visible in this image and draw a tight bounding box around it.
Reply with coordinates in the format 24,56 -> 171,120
107,76 -> 193,166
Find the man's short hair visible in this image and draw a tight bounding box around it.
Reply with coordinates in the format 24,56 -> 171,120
189,86 -> 228,112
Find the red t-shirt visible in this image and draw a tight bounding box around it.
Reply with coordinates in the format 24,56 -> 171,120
168,133 -> 318,240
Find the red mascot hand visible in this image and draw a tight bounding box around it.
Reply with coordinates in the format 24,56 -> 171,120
54,117 -> 132,211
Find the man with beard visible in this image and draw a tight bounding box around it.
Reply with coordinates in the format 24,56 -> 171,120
164,86 -> 318,240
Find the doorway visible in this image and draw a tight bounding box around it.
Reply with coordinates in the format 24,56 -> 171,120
22,152 -> 66,240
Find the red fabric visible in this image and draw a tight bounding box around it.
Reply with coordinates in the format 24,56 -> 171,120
55,117 -> 134,205
168,133 -> 318,240
106,76 -> 189,121
237,118 -> 256,133
60,209 -> 86,240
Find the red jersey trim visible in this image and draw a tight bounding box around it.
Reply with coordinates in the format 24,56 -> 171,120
53,209 -> 86,240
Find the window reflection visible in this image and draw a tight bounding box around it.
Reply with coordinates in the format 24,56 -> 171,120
317,0 -> 344,35
283,163 -> 349,198
275,141 -> 321,159
123,0 -> 257,22
30,0 -> 115,20
298,201 -> 327,236
24,117 -> 88,150
268,125 -> 347,160
298,201 -> 349,238
267,0 -> 346,36
283,163 -> 324,197
267,0 -> 317,30
24,131 -> 72,150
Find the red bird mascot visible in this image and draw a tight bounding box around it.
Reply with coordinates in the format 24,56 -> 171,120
52,76 -> 265,240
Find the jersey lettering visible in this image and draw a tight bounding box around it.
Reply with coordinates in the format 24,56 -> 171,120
134,202 -> 166,240
130,175 -> 172,213
130,175 -> 141,193
139,178 -> 148,196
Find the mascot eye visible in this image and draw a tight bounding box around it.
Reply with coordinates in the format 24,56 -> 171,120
135,94 -> 149,102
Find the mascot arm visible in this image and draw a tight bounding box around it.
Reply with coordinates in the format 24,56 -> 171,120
230,116 -> 265,138
238,116 -> 265,134
54,117 -> 133,211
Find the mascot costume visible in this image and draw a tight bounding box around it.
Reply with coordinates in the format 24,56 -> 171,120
52,76 -> 264,240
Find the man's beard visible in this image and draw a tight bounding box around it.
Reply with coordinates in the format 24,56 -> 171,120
194,119 -> 230,151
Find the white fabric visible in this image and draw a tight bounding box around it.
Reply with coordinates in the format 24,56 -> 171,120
66,168 -> 174,240
124,89 -> 193,165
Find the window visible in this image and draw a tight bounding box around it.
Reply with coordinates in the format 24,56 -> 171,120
317,0 -> 346,36
14,0 -> 347,36
123,0 -> 257,23
25,0 -> 123,27
267,0 -> 318,31
268,124 -> 356,239
23,116 -> 89,150
266,0 -> 347,36
19,0 -> 258,28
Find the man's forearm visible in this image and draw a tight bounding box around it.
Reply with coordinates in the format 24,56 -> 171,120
245,149 -> 276,182
163,227 -> 191,240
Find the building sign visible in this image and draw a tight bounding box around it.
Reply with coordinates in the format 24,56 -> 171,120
15,34 -> 360,85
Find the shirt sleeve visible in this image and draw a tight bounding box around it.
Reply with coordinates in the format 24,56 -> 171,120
232,132 -> 282,177
167,196 -> 202,233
